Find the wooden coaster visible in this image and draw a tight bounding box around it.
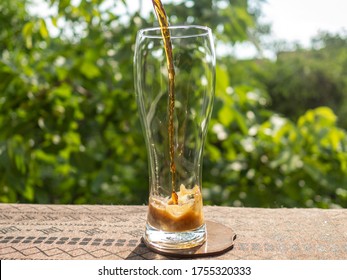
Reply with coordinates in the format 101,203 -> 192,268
143,220 -> 236,258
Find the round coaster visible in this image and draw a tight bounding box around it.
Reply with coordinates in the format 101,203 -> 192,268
143,220 -> 236,258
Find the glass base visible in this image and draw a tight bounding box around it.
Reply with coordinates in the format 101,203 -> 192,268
143,222 -> 206,251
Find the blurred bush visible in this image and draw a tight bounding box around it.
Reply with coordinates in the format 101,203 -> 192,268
0,0 -> 346,208
263,32 -> 347,128
204,66 -> 347,208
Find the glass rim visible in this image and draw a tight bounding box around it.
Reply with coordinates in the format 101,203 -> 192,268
137,25 -> 212,39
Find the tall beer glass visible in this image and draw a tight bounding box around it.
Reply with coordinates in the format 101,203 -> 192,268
134,25 -> 215,250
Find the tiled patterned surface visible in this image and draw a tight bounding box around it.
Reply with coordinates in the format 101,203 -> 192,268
0,204 -> 346,259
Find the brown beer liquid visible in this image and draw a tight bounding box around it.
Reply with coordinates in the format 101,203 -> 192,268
148,1 -> 204,232
151,0 -> 177,203
147,185 -> 204,232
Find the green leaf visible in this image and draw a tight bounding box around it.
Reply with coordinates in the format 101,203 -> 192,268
39,19 -> 49,39
234,108 -> 248,135
218,105 -> 234,126
23,184 -> 34,201
51,16 -> 58,27
51,83 -> 72,99
22,22 -> 34,48
80,61 -> 101,79
216,65 -> 229,98
22,22 -> 34,38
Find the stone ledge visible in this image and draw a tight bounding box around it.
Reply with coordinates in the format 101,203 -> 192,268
0,204 -> 346,260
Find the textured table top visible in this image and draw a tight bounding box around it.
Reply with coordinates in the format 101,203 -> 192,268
0,203 -> 346,260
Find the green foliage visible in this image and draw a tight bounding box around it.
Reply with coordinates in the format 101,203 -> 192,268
262,32 -> 347,128
204,59 -> 347,208
0,0 -> 346,208
0,0 -> 148,204
204,72 -> 347,208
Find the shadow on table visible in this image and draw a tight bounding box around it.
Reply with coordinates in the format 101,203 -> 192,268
124,239 -> 165,260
